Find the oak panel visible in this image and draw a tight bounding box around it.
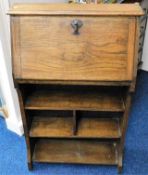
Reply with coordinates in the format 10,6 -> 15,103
11,16 -> 21,78
13,16 -> 136,81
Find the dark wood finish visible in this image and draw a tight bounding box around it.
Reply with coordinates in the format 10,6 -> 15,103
73,110 -> 77,135
25,88 -> 125,111
33,139 -> 118,165
16,79 -> 132,86
9,3 -> 143,172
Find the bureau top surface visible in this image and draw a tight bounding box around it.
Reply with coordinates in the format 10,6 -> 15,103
8,3 -> 143,16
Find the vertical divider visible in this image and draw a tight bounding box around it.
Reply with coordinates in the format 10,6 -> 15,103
73,110 -> 77,136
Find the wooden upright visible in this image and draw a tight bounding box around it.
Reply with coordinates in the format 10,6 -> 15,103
8,3 -> 143,173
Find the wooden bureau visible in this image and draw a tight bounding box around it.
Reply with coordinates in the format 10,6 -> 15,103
8,3 -> 143,173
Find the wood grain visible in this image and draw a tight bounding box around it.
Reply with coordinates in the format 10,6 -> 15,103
11,16 -> 21,78
130,18 -> 140,92
12,16 -> 137,81
33,139 -> 118,165
8,4 -> 144,16
127,17 -> 136,81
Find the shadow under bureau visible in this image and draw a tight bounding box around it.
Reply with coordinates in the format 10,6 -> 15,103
8,3 -> 143,173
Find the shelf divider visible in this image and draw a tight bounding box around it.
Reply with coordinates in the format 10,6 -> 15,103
73,110 -> 77,135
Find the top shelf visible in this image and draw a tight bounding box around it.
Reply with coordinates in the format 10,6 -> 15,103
8,3 -> 144,16
25,86 -> 125,112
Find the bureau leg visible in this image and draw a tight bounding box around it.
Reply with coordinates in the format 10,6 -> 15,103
17,87 -> 34,171
28,162 -> 33,170
117,89 -> 132,174
118,151 -> 123,174
118,165 -> 123,174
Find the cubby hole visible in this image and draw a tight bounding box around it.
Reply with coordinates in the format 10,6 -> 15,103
19,84 -> 127,112
19,84 -> 127,139
26,110 -> 122,139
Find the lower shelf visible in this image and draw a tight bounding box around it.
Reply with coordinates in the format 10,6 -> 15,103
33,139 -> 118,165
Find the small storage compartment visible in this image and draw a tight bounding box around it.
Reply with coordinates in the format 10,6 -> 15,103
77,115 -> 121,139
23,85 -> 124,139
28,110 -> 122,139
29,111 -> 74,137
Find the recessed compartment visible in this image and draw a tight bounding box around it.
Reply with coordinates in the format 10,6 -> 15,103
29,111 -> 74,137
33,139 -> 118,165
29,110 -> 122,139
77,116 -> 121,139
23,85 -> 126,112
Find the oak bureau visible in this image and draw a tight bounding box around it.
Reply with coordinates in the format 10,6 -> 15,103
8,3 -> 143,173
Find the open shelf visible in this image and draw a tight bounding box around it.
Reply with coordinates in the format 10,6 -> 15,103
29,111 -> 121,139
33,139 -> 118,165
30,116 -> 73,137
77,117 -> 121,139
25,86 -> 125,112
